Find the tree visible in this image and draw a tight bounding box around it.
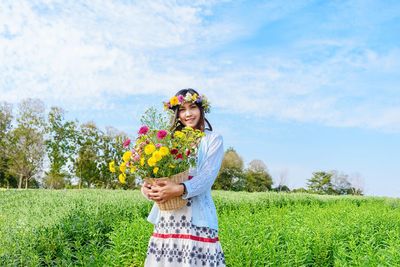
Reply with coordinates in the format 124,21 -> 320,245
348,172 -> 364,195
308,170 -> 364,195
43,107 -> 78,189
331,170 -> 353,195
213,147 -> 245,190
6,99 -> 46,189
275,168 -> 289,192
73,122 -> 102,188
0,102 -> 17,188
307,171 -> 335,195
244,159 -> 273,192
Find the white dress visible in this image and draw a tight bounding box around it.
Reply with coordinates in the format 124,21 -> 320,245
144,198 -> 226,267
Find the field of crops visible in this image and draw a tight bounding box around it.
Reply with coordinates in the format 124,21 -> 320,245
1,189 -> 400,266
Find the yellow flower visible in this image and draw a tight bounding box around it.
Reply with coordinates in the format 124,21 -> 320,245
109,161 -> 116,173
170,96 -> 179,106
152,151 -> 162,162
159,146 -> 169,156
130,166 -> 136,173
153,167 -> 159,174
144,144 -> 156,155
119,162 -> 126,173
122,151 -> 132,162
140,157 -> 145,166
174,131 -> 185,139
191,93 -> 198,101
169,164 -> 176,169
118,173 -> 126,184
147,157 -> 157,167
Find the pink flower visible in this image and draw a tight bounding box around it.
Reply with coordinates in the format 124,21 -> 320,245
178,95 -> 184,103
157,130 -> 168,140
123,139 -> 131,148
133,155 -> 140,161
138,125 -> 149,135
156,143 -> 162,148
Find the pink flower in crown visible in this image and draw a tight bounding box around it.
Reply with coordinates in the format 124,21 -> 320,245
157,130 -> 168,140
133,155 -> 140,161
178,95 -> 184,103
138,125 -> 149,135
123,139 -> 131,148
156,143 -> 162,148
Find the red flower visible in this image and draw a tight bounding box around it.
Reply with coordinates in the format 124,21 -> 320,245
123,139 -> 131,148
170,148 -> 179,155
185,149 -> 190,156
176,153 -> 183,160
138,125 -> 149,135
157,130 -> 168,140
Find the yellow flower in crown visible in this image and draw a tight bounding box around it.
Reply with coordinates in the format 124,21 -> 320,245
140,157 -> 145,166
159,146 -> 169,156
119,173 -> 126,184
170,96 -> 179,106
119,162 -> 126,173
130,166 -> 136,173
122,151 -> 132,162
153,167 -> 159,174
152,151 -> 163,162
163,91 -> 211,113
109,161 -> 116,173
145,144 -> 156,155
147,156 -> 157,167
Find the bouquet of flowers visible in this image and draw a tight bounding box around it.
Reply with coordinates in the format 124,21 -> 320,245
109,121 -> 204,210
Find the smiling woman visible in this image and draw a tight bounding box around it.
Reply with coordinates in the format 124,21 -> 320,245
141,88 -> 226,266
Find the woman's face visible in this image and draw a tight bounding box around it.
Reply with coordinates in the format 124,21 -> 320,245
178,102 -> 201,129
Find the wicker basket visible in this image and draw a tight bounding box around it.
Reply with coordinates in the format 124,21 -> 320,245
144,170 -> 189,210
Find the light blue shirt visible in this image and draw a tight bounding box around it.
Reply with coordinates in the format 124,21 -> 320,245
145,129 -> 224,230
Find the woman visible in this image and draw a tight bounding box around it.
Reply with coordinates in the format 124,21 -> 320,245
141,88 -> 226,266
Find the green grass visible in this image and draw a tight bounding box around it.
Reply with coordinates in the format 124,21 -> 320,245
1,189 -> 400,266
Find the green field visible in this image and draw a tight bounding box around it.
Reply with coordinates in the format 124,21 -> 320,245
1,189 -> 400,266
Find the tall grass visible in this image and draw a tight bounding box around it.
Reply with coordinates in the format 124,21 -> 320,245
1,189 -> 399,266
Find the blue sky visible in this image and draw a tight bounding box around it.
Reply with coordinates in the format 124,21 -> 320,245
1,1 -> 399,196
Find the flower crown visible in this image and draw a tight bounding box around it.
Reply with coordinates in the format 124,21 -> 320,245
163,92 -> 211,113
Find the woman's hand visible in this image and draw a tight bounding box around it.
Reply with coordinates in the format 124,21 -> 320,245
141,181 -> 153,200
148,179 -> 184,204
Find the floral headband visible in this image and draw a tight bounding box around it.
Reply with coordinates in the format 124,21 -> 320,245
163,92 -> 211,113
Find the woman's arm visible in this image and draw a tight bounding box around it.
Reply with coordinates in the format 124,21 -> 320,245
181,134 -> 224,199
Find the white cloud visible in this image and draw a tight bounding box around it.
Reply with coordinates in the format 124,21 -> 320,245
1,1 -> 400,133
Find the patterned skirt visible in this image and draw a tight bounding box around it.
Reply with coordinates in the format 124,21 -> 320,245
144,198 -> 226,267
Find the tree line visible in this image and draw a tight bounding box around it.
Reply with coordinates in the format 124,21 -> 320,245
0,98 -> 363,195
213,147 -> 363,195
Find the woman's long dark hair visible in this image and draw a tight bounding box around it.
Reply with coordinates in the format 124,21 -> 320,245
169,88 -> 212,132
